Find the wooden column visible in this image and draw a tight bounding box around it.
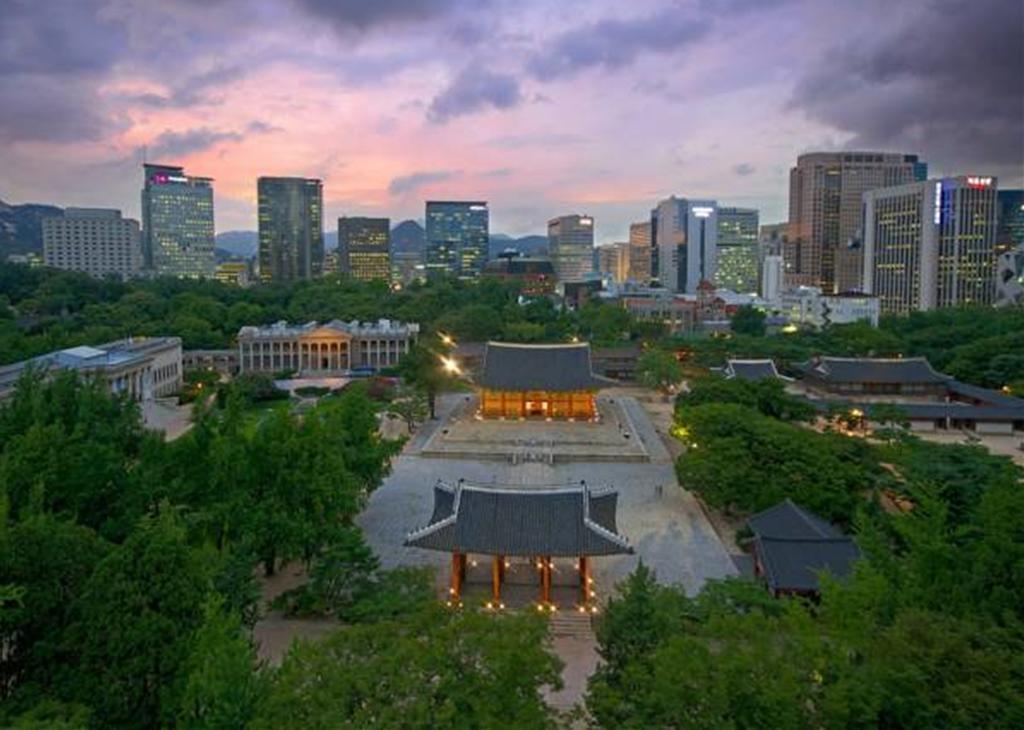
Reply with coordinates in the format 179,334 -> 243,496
450,551 -> 462,600
579,556 -> 589,605
542,556 -> 552,603
492,555 -> 502,602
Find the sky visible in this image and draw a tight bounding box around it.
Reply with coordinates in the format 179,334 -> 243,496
1,0 -> 1021,242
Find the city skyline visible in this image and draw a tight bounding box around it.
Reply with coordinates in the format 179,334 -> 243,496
1,0 -> 1021,242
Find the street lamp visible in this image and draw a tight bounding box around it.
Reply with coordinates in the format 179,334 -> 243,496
439,332 -> 455,347
440,355 -> 461,375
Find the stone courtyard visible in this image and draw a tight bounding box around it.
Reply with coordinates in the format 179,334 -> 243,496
359,393 -> 737,602
418,393 -> 653,462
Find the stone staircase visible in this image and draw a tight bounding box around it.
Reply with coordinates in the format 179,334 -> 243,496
548,610 -> 595,639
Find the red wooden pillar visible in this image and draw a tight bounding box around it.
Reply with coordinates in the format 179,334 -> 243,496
579,556 -> 589,605
542,556 -> 552,603
492,555 -> 502,602
451,551 -> 462,601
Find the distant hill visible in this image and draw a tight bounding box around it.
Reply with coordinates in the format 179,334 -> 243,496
214,230 -> 258,258
488,234 -> 547,259
391,219 -> 425,254
0,199 -> 63,256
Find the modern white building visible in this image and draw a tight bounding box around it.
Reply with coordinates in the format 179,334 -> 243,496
862,175 -> 999,314
42,208 -> 142,280
652,196 -> 718,294
548,214 -> 595,283
761,255 -> 784,304
237,319 -> 419,375
0,337 -> 182,403
778,286 -> 880,329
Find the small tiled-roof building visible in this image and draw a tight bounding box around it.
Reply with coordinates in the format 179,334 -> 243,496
798,356 -> 949,396
747,499 -> 860,597
718,359 -> 789,382
478,342 -> 609,419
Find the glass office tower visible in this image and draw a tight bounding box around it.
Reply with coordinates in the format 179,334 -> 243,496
425,201 -> 488,279
257,177 -> 324,283
141,163 -> 215,278
339,217 -> 390,281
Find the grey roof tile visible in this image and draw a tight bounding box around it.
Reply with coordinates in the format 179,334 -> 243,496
479,342 -> 606,391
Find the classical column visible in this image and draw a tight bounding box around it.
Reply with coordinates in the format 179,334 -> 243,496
492,555 -> 502,602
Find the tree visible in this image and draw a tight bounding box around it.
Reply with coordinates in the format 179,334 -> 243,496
69,511 -> 212,729
730,305 -> 766,336
176,595 -> 263,730
674,403 -> 881,522
387,383 -> 429,432
678,375 -> 815,421
397,343 -> 453,419
255,607 -> 561,729
636,349 -> 684,394
0,515 -> 109,701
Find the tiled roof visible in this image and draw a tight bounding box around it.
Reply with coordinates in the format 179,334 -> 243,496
747,499 -> 842,539
804,357 -> 948,384
723,359 -> 783,382
754,536 -> 861,593
479,342 -> 607,391
747,500 -> 860,593
405,481 -> 632,557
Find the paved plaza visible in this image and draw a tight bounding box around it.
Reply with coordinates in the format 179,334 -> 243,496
358,394 -> 737,600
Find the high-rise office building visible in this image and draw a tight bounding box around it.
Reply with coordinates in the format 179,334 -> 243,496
653,196 -> 718,293
862,175 -> 998,315
787,151 -> 927,293
628,221 -> 652,283
42,208 -> 141,280
141,163 -> 215,278
548,214 -> 595,283
257,177 -> 323,283
596,242 -> 629,283
425,201 -> 488,279
339,217 -> 390,281
716,207 -> 759,294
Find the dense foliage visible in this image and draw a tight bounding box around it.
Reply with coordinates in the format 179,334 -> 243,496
640,370 -> 1024,729
0,372 -> 563,728
674,402 -> 883,522
678,375 -> 816,421
0,263 -> 656,364
675,307 -> 1024,389
256,608 -> 561,729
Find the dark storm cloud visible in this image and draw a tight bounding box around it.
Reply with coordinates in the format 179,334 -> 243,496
388,170 -> 460,195
427,68 -> 523,123
0,76 -> 117,143
147,128 -> 244,160
0,0 -> 129,143
792,0 -> 1024,170
123,66 -> 248,108
526,8 -> 711,80
292,0 -> 467,31
0,0 -> 127,75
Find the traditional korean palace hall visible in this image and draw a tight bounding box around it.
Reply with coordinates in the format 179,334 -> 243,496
405,480 -> 632,611
477,341 -> 609,420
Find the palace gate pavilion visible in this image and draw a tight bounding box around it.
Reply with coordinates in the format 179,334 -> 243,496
405,480 -> 632,609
